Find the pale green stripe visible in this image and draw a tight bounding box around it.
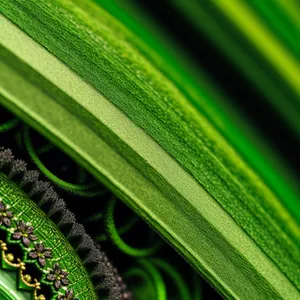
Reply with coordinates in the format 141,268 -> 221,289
0,15 -> 298,299
213,0 -> 300,96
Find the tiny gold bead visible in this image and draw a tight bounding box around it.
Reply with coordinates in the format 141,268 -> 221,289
37,295 -> 46,300
35,282 -> 41,288
1,242 -> 8,251
23,274 -> 32,283
6,253 -> 14,262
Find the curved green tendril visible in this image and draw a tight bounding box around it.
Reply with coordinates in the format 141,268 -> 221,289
0,118 -> 19,133
138,260 -> 167,300
23,125 -> 106,197
123,267 -> 155,296
151,258 -> 192,300
97,214 -> 139,242
105,198 -> 162,257
124,263 -> 166,300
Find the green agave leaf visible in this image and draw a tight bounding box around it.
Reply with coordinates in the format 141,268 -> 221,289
0,0 -> 299,299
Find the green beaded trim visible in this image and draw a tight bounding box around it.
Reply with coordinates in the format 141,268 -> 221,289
0,172 -> 97,300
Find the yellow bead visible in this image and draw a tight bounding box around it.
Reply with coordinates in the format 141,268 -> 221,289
23,274 -> 32,283
6,253 -> 14,262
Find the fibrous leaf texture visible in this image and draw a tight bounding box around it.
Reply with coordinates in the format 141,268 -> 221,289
0,0 -> 299,299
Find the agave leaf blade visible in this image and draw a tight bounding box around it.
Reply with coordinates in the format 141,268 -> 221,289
0,15 -> 299,299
